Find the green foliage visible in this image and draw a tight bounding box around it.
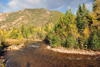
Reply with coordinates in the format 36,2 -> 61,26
76,4 -> 83,31
9,30 -> 18,39
23,29 -> 28,39
49,34 -> 61,47
76,3 -> 89,33
67,36 -> 78,48
91,34 -> 100,50
93,0 -> 100,20
0,35 -> 8,51
46,3 -> 100,50
0,42 -> 3,51
47,8 -> 79,48
28,26 -> 34,34
76,3 -> 90,49
21,25 -> 25,35
54,13 -> 64,34
97,29 -> 100,38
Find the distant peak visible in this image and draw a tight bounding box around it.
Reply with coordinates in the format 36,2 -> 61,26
0,13 -> 5,16
41,8 -> 46,10
23,8 -> 47,10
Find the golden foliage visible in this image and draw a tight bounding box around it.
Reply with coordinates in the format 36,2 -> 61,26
15,30 -> 17,32
63,31 -> 68,37
0,29 -> 4,34
48,23 -> 54,31
4,34 -> 9,38
69,24 -> 80,38
88,12 -> 97,23
83,26 -> 90,39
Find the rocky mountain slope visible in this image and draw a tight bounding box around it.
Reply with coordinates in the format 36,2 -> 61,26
0,8 -> 61,30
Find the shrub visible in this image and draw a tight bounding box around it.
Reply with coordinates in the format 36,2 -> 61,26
67,36 -> 78,48
91,34 -> 100,50
9,30 -> 18,39
49,34 -> 61,47
0,42 -> 3,51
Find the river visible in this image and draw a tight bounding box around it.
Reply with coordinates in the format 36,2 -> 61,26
1,41 -> 100,67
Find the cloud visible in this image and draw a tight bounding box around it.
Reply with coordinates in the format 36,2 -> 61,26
0,0 -> 94,13
86,2 -> 93,11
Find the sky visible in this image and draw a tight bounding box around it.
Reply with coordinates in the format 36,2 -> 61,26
0,0 -> 94,14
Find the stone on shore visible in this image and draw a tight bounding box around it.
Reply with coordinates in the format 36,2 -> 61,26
7,43 -> 24,50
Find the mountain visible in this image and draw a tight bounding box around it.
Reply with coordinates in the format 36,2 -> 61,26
0,8 -> 61,30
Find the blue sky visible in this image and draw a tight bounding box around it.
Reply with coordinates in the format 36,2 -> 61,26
0,0 -> 94,14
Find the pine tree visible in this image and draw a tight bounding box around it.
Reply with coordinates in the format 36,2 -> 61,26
53,8 -> 78,48
76,4 -> 84,33
28,26 -> 34,34
76,3 -> 89,33
91,34 -> 100,50
54,13 -> 64,36
82,3 -> 89,27
21,25 -> 25,34
21,25 -> 25,37
24,29 -> 28,39
76,3 -> 89,49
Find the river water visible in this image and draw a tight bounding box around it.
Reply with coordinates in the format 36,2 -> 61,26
2,41 -> 100,67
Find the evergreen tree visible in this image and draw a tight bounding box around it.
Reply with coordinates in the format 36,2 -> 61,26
76,4 -> 84,33
52,8 -> 79,48
76,3 -> 89,49
54,13 -> 64,35
82,3 -> 89,27
21,25 -> 25,37
21,25 -> 25,34
76,3 -> 89,33
28,26 -> 34,34
91,34 -> 100,50
24,29 -> 28,39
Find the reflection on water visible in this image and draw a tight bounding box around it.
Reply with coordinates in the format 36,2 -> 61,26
3,41 -> 100,67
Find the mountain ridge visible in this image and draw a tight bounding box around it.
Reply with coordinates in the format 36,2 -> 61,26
0,8 -> 61,30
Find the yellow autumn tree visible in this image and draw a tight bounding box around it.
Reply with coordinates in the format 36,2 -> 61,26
83,26 -> 90,39
0,29 -> 4,35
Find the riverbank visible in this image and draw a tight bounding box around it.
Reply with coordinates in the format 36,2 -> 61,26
26,39 -> 43,41
5,39 -> 42,50
7,43 -> 24,50
46,45 -> 100,55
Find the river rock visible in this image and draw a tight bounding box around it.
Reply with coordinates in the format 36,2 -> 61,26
7,43 -> 24,50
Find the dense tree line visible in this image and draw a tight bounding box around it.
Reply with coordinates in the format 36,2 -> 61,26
46,1 -> 100,50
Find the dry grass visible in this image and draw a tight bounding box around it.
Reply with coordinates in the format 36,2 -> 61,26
6,38 -> 26,45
